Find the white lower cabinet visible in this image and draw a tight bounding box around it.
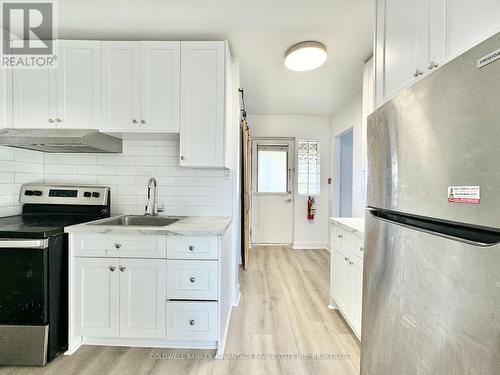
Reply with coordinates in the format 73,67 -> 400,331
74,257 -> 166,339
69,228 -> 233,355
329,219 -> 364,339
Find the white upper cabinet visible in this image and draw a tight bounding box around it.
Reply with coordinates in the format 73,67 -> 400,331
101,41 -> 181,132
10,68 -> 57,128
57,40 -> 101,128
444,0 -> 500,60
140,42 -> 180,132
375,0 -> 500,108
101,41 -> 141,130
180,41 -> 227,168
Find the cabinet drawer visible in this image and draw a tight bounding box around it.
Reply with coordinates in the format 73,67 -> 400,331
167,260 -> 218,300
333,226 -> 353,249
73,234 -> 166,258
167,236 -> 218,260
166,301 -> 218,341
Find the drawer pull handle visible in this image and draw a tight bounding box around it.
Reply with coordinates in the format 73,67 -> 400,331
120,266 -> 126,272
189,319 -> 195,326
344,257 -> 348,262
190,277 -> 196,283
109,266 -> 116,272
114,243 -> 122,249
189,245 -> 195,251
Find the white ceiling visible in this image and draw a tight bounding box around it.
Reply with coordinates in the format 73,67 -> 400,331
58,0 -> 374,116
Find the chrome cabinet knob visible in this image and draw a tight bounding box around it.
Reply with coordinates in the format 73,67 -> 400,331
48,119 -> 55,123
189,319 -> 195,326
141,120 -> 146,124
413,69 -> 424,77
180,156 -> 185,160
190,277 -> 196,283
189,245 -> 195,251
428,61 -> 439,70
56,118 -> 62,123
114,243 -> 121,249
360,247 -> 364,252
338,234 -> 342,239
109,266 -> 116,272
344,257 -> 348,262
349,261 -> 354,265
284,198 -> 292,203
120,266 -> 126,272
132,119 -> 138,124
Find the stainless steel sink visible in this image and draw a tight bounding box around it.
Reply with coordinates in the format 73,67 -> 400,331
96,215 -> 180,227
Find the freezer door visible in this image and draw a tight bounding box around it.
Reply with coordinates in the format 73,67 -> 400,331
367,32 -> 500,229
361,211 -> 500,375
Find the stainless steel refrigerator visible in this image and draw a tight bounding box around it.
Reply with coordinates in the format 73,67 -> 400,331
361,33 -> 500,375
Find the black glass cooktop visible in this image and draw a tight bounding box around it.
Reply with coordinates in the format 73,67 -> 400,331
0,213 -> 102,239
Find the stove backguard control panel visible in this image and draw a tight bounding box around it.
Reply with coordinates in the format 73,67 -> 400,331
20,184 -> 110,206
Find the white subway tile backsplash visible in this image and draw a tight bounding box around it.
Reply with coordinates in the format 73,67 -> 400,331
58,154 -> 96,165
0,147 -> 43,216
43,138 -> 232,217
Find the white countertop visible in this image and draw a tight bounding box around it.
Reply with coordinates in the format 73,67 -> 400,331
65,215 -> 232,236
329,217 -> 365,233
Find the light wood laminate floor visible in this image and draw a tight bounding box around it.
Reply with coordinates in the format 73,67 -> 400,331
0,246 -> 360,375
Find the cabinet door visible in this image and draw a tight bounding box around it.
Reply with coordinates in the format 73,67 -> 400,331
119,258 -> 166,338
351,256 -> 363,338
57,40 -> 101,128
73,258 -> 120,337
140,41 -> 180,132
375,0 -> 426,107
331,248 -> 348,312
101,41 -> 141,130
444,0 -> 500,60
10,68 -> 56,128
0,70 -> 7,129
180,41 -> 225,167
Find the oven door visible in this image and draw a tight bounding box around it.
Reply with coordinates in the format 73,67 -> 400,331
0,238 -> 49,365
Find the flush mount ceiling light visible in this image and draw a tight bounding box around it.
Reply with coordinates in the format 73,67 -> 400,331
284,41 -> 327,71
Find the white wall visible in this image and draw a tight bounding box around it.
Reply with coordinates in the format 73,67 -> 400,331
0,147 -> 43,217
248,115 -> 330,249
330,95 -> 364,218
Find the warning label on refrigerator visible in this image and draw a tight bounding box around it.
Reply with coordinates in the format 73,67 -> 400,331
448,186 -> 480,204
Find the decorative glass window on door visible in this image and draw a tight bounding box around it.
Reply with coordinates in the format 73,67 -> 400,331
297,141 -> 320,195
257,144 -> 288,193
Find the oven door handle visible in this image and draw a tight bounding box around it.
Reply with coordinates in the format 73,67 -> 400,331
0,239 -> 49,249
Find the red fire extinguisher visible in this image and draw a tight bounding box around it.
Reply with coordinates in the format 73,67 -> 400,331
307,196 -> 316,221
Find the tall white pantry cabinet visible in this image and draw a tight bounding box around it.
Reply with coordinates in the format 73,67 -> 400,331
375,0 -> 500,107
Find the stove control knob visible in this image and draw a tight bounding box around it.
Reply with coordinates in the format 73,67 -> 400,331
33,190 -> 42,196
92,192 -> 100,198
83,192 -> 92,198
24,190 -> 34,196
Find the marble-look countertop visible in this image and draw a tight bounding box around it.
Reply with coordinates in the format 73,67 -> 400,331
329,217 -> 365,233
64,215 -> 232,236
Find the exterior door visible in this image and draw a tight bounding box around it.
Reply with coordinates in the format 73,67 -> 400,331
57,40 -> 101,128
251,138 -> 294,245
119,258 -> 166,338
73,257 -> 119,337
101,41 -> 141,130
140,41 -> 180,132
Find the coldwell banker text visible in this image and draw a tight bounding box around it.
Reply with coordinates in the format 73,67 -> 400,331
1,1 -> 58,69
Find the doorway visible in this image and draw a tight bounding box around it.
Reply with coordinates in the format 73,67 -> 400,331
339,130 -> 353,217
250,138 -> 294,245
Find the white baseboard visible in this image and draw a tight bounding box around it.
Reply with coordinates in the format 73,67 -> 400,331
292,242 -> 328,250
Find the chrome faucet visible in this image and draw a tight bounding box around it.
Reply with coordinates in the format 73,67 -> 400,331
144,177 -> 163,216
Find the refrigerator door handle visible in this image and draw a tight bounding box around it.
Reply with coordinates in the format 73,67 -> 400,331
368,208 -> 500,247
